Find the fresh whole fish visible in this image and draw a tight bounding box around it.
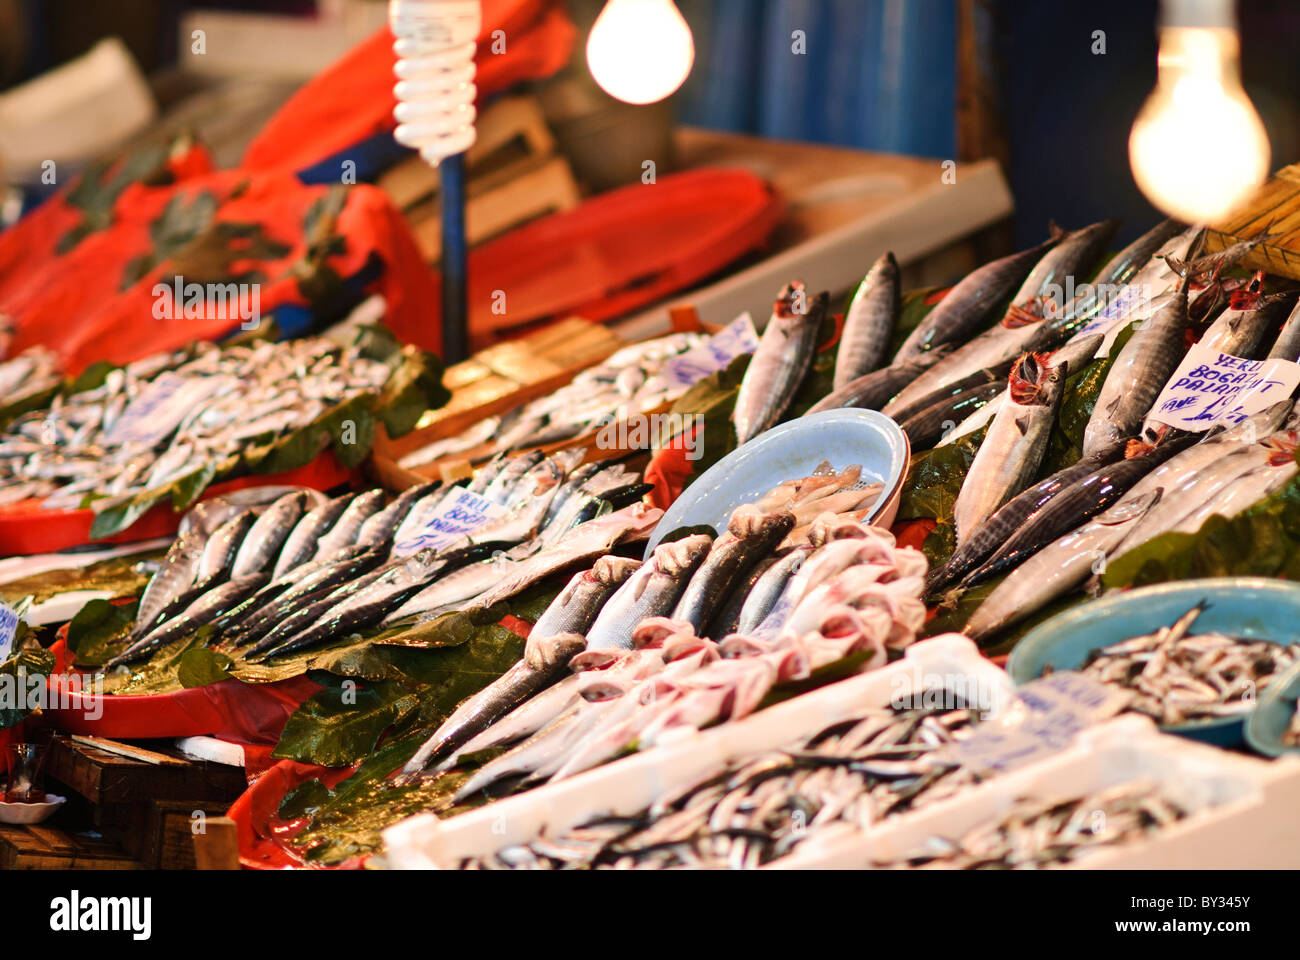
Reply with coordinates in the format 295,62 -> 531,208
192,511 -> 257,590
894,236 -> 1059,359
880,364 -> 1007,425
733,283 -> 827,444
735,549 -> 807,635
1267,297 -> 1300,362
312,490 -> 386,558
670,507 -> 796,636
105,573 -> 270,668
834,253 -> 900,389
899,381 -> 1006,451
585,535 -> 713,651
806,348 -> 952,415
952,353 -> 1066,544
355,482 -> 439,547
229,490 -> 312,579
398,633 -> 589,781
272,493 -> 358,579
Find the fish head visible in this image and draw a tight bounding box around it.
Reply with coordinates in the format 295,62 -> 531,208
773,281 -> 809,320
1007,352 -> 1065,406
631,616 -> 694,649
653,533 -> 713,577
591,555 -> 642,586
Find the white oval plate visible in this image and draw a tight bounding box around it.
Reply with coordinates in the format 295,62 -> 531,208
645,409 -> 910,557
0,793 -> 66,825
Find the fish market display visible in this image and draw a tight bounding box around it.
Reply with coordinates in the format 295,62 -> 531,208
875,780 -> 1187,869
458,699 -> 988,870
0,338 -> 393,512
400,466 -> 923,787
104,450 -> 661,669
400,332 -> 709,468
1068,604 -> 1300,725
733,283 -> 828,444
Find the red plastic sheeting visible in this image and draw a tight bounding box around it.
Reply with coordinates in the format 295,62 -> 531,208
4,172 -> 437,373
0,448 -> 354,556
242,0 -> 576,174
454,169 -> 784,343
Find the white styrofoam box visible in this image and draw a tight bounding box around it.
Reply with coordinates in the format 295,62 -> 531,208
775,714 -> 1300,870
0,38 -> 155,182
379,633 -> 1014,869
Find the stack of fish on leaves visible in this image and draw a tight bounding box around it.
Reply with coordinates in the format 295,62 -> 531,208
400,331 -> 723,469
398,462 -> 929,805
0,347 -> 61,414
459,686 -> 993,870
785,214 -> 1300,647
0,337 -> 393,510
104,449 -> 659,669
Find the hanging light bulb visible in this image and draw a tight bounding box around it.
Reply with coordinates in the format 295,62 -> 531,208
586,0 -> 695,105
1129,0 -> 1270,223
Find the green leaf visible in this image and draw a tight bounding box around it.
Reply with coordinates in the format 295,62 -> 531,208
88,491 -> 166,540
0,382 -> 61,433
177,648 -> 235,688
0,649 -> 57,729
66,360 -> 118,396
169,460 -> 218,512
67,599 -> 138,662
376,346 -> 450,439
278,779 -> 334,821
273,679 -> 420,767
0,549 -> 160,608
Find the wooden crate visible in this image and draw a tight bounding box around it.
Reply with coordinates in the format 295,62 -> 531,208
130,799 -> 233,870
1206,163 -> 1300,281
46,736 -> 247,815
369,317 -> 630,490
0,824 -> 139,870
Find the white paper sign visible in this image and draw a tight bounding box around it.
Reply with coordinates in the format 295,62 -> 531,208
938,672 -> 1128,776
1146,344 -> 1300,432
0,603 -> 19,662
393,488 -> 505,556
654,312 -> 760,389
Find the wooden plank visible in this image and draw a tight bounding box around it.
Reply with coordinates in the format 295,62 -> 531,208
0,823 -> 138,869
47,736 -> 248,807
71,734 -> 187,766
192,816 -> 240,871
1205,164 -> 1300,281
409,155 -> 582,262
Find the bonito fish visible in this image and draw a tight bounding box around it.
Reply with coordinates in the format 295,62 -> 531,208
733,283 -> 827,444
834,252 -> 900,389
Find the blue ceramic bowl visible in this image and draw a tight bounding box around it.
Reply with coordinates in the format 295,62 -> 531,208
1245,659 -> 1300,757
644,409 -> 909,558
1007,577 -> 1300,747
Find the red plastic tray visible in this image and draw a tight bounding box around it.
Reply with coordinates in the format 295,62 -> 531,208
0,450 -> 354,555
453,168 -> 783,340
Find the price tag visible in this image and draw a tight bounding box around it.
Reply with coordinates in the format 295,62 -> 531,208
653,313 -> 760,389
938,672 -> 1128,776
0,603 -> 20,662
1146,344 -> 1300,432
392,488 -> 505,556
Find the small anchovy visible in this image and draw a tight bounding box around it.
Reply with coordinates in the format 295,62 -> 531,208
230,490 -> 312,579
894,235 -> 1060,359
834,252 -> 900,389
805,348 -> 952,415
733,283 -> 827,444
671,507 -> 796,637
952,353 -> 1066,545
398,633 -> 589,781
585,534 -> 714,651
106,573 -> 270,668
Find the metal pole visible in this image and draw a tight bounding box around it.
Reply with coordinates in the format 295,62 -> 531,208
440,152 -> 470,364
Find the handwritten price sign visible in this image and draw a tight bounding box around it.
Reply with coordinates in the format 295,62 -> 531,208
1147,344 -> 1300,432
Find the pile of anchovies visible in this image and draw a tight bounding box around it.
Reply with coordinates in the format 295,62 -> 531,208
458,702 -> 986,870
875,779 -> 1187,870
0,338 -> 393,509
1071,603 -> 1300,725
0,346 -> 60,408
400,332 -> 708,468
106,449 -> 659,668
